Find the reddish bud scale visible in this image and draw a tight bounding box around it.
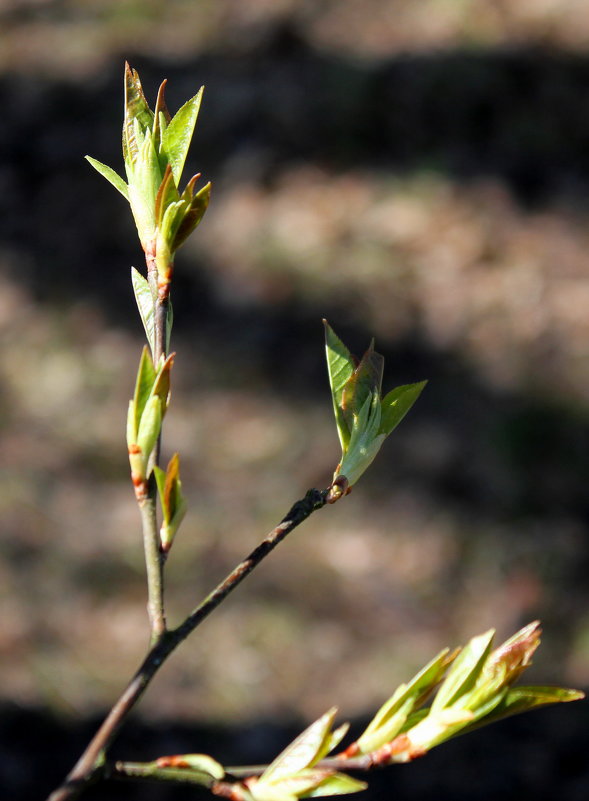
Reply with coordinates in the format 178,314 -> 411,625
156,756 -> 189,768
145,241 -> 157,274
369,735 -> 426,766
211,781 -> 248,801
338,742 -> 360,758
326,475 -> 350,504
157,278 -> 171,302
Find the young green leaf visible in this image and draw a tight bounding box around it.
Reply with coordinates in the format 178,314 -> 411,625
155,753 -> 225,781
324,322 -> 426,492
306,772 -> 367,797
461,685 -> 585,734
432,629 -> 495,712
132,346 -> 156,434
379,381 -> 428,436
357,647 -> 455,753
324,321 -> 355,450
155,164 -> 179,227
262,708 -> 339,782
341,344 -> 383,431
162,88 -> 204,185
131,267 -> 155,353
124,62 -> 154,167
172,181 -> 212,250
85,156 -> 129,200
136,394 -> 162,463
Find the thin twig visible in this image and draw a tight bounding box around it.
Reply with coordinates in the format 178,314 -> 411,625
46,488 -> 329,801
139,490 -> 166,642
141,267 -> 169,640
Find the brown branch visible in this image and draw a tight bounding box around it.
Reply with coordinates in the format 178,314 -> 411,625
46,488 -> 329,801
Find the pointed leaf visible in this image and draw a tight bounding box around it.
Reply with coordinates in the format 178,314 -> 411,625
155,753 -> 225,781
124,62 -> 154,166
85,156 -> 129,200
262,708 -> 338,782
358,648 -> 454,752
131,267 -> 155,353
379,380 -> 427,436
136,127 -> 163,211
163,453 -> 181,512
432,630 -> 496,712
307,772 -> 367,797
259,770 -> 332,797
172,181 -> 211,250
153,464 -> 167,504
126,399 -> 137,447
152,78 -> 171,148
337,391 -> 384,485
137,395 -> 162,463
152,352 -> 175,415
133,346 -> 156,432
341,343 -> 383,431
320,723 -> 349,760
324,321 -> 356,450
399,708 -> 429,733
162,87 -> 204,184
155,164 -> 180,226
459,685 -> 585,735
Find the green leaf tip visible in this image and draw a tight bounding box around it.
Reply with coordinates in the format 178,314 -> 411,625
251,709 -> 365,801
85,156 -> 129,200
323,320 -> 426,495
89,64 -> 209,296
359,621 -> 584,765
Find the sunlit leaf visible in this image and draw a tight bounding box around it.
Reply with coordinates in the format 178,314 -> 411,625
324,321 -> 355,450
136,395 -> 162,464
162,88 -> 204,185
341,343 -> 383,431
148,352 -> 175,423
262,708 -> 338,782
460,685 -> 585,735
306,772 -> 367,797
319,723 -> 349,760
379,381 -> 427,436
357,648 -> 454,752
432,630 -> 495,712
155,165 -> 179,226
124,62 -> 154,166
133,346 -> 156,431
85,156 -> 129,200
155,753 -> 225,781
131,268 -> 155,353
172,181 -> 211,250
152,79 -> 171,149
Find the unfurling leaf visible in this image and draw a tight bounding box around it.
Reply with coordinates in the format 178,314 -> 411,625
324,321 -> 425,495
162,88 -> 204,185
154,452 -> 187,552
356,648 -> 456,754
85,156 -> 129,200
376,622 -> 584,764
263,708 -> 339,782
88,64 -> 209,293
155,753 -> 225,781
131,267 -> 155,353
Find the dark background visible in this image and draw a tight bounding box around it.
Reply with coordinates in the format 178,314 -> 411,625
1,2 -> 588,799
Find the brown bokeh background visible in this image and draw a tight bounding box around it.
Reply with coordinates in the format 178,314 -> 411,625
1,2 -> 589,799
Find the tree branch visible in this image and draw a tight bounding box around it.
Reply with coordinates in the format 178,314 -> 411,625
46,488 -> 330,801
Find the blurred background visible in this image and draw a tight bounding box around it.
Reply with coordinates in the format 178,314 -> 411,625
1,1 -> 589,799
